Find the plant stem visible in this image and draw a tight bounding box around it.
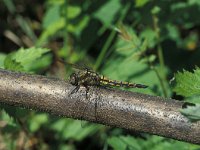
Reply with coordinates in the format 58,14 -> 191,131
63,0 -> 69,57
94,30 -> 116,71
152,14 -> 168,97
94,3 -> 131,71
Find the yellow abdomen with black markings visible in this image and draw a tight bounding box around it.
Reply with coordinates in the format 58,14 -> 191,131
100,76 -> 147,88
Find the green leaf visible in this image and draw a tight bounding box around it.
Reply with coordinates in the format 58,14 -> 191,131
4,47 -> 50,72
189,0 -> 200,5
135,0 -> 150,7
42,5 -> 81,29
107,136 -> 127,150
103,58 -> 171,97
119,136 -> 141,150
173,68 -> 200,97
67,15 -> 90,36
4,53 -> 24,71
181,104 -> 200,122
108,135 -> 199,150
0,53 -> 7,68
2,0 -> 16,14
184,95 -> 200,104
61,121 -> 99,141
94,0 -> 121,26
42,4 -> 61,29
0,108 -> 18,128
166,24 -> 180,42
28,113 -> 48,132
140,28 -> 157,48
115,25 -> 154,62
116,26 -> 143,57
37,18 -> 65,46
151,6 -> 161,14
50,119 -> 100,141
67,6 -> 81,19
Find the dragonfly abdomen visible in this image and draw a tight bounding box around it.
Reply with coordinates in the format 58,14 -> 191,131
100,76 -> 147,88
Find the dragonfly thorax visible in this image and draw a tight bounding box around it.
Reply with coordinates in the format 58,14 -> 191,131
69,73 -> 78,86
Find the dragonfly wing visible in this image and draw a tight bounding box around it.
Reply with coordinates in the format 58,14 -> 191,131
57,58 -> 94,72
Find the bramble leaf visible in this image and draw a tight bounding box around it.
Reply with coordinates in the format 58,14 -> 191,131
4,47 -> 50,72
174,69 -> 200,121
173,68 -> 200,97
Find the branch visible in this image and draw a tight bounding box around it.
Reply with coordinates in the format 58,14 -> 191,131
0,69 -> 199,144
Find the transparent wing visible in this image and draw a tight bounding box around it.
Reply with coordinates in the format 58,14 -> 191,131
57,58 -> 94,72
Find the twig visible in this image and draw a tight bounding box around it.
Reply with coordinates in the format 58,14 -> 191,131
0,69 -> 199,144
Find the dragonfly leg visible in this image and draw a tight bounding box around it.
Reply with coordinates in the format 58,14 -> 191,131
94,92 -> 98,122
84,85 -> 89,99
70,85 -> 80,94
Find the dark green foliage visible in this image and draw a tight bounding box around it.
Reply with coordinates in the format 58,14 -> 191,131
1,0 -> 200,149
107,135 -> 200,150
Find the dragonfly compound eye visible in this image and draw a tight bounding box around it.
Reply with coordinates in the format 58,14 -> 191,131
69,73 -> 78,85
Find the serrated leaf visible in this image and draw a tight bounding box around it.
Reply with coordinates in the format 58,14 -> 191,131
181,104 -> 200,122
0,108 -> 18,128
4,47 -> 50,72
116,26 -> 148,60
174,68 -> 200,97
4,54 -> 24,71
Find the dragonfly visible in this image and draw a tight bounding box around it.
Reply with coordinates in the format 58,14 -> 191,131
57,59 -> 148,96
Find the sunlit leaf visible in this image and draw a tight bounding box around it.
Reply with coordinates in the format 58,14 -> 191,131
4,47 -> 50,72
174,68 -> 200,97
135,0 -> 150,7
94,0 -> 121,26
151,6 -> 161,14
43,4 -> 61,29
67,6 -> 81,19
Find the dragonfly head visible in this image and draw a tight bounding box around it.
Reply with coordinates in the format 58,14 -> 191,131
69,73 -> 78,86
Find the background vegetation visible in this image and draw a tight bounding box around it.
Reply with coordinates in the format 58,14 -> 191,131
0,0 -> 200,149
